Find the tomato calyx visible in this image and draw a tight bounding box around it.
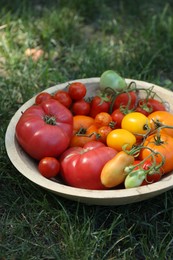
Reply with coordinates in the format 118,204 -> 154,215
44,115 -> 57,125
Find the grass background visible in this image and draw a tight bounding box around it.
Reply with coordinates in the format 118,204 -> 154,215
1,0 -> 173,259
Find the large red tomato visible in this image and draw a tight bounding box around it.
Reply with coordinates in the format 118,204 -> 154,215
15,99 -> 73,160
60,141 -> 117,190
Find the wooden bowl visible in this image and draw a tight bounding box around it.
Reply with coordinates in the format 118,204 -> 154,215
5,78 -> 173,205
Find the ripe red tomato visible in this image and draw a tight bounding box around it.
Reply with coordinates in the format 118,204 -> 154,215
35,92 -> 52,105
72,99 -> 90,115
53,90 -> 72,108
60,142 -> 117,189
15,99 -> 73,160
68,82 -> 87,101
113,91 -> 137,110
89,96 -> 111,118
133,160 -> 162,185
38,157 -> 60,178
145,98 -> 166,112
111,108 -> 125,128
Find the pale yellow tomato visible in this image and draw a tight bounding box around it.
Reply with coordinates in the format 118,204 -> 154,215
106,129 -> 136,151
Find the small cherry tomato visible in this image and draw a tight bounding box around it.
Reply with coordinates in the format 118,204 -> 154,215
111,108 -> 125,128
89,96 -> 111,118
94,112 -> 113,128
121,112 -> 151,136
72,99 -> 90,115
53,90 -> 72,108
68,82 -> 87,101
146,98 -> 166,112
35,92 -> 52,105
113,91 -> 137,110
106,129 -> 136,151
97,125 -> 112,143
38,157 -> 60,178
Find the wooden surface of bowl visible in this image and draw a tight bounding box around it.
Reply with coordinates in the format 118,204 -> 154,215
5,78 -> 173,205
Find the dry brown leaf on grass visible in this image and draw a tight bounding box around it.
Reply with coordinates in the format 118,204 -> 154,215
25,48 -> 44,61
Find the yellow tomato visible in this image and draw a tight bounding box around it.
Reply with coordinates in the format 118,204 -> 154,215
106,129 -> 136,151
121,112 -> 151,136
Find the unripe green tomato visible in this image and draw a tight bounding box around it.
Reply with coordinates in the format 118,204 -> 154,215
124,170 -> 146,188
100,70 -> 127,92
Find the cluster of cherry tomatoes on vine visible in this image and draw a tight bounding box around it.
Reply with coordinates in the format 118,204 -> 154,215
15,70 -> 173,190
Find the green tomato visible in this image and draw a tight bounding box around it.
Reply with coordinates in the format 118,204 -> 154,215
124,170 -> 146,189
100,70 -> 127,92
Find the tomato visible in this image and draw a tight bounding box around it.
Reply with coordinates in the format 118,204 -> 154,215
101,151 -> 134,188
140,133 -> 173,174
113,91 -> 137,110
60,141 -> 117,189
89,96 -> 111,118
111,108 -> 125,128
68,82 -> 87,101
133,160 -> 162,185
94,112 -> 113,128
15,99 -> 73,160
106,129 -> 136,151
38,157 -> 60,178
97,125 -> 112,143
70,124 -> 98,147
100,70 -> 127,92
121,112 -> 151,136
73,115 -> 95,134
35,92 -> 52,105
135,99 -> 153,116
146,98 -> 166,112
72,99 -> 90,115
53,90 -> 72,108
148,111 -> 173,137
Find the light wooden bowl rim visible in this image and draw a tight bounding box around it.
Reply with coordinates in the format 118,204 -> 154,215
5,78 -> 173,205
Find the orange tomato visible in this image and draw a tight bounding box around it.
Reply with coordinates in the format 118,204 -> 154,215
148,111 -> 173,137
97,126 -> 112,143
73,115 -> 95,134
70,124 -> 98,147
94,112 -> 114,128
140,133 -> 173,174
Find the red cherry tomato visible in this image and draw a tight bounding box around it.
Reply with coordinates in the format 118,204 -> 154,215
53,90 -> 72,108
111,108 -> 125,128
113,91 -> 137,110
89,96 -> 111,118
35,92 -> 52,105
38,157 -> 60,178
68,82 -> 87,101
72,99 -> 90,115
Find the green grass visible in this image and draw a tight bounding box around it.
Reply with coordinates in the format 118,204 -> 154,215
1,0 -> 173,259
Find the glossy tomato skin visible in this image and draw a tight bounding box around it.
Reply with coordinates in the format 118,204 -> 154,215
89,96 -> 110,118
111,109 -> 125,128
148,111 -> 173,137
60,142 -> 117,190
146,99 -> 166,112
72,99 -> 90,115
35,92 -> 52,105
53,90 -> 72,108
68,82 -> 87,101
113,91 -> 137,110
140,133 -> 173,174
121,112 -> 151,136
133,160 -> 162,185
106,129 -> 136,151
16,99 -> 73,160
38,157 -> 60,178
